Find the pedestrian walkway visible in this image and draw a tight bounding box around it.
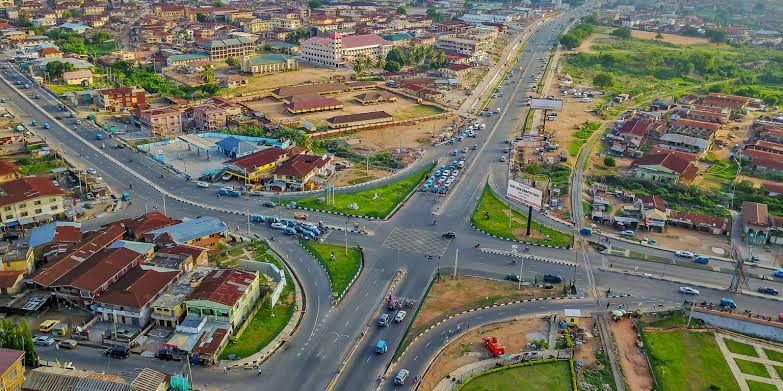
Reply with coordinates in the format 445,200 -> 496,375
715,333 -> 783,391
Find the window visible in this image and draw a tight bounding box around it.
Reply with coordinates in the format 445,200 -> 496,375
19,212 -> 27,217
50,197 -> 57,202
50,205 -> 58,211
5,215 -> 12,220
18,203 -> 25,208
34,200 -> 41,205
3,206 -> 9,211
35,209 -> 42,214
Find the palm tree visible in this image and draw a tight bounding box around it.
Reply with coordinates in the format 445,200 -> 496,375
352,58 -> 365,76
376,53 -> 386,70
201,66 -> 215,84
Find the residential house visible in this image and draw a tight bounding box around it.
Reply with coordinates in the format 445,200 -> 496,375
326,111 -> 393,129
138,107 -> 183,136
22,366 -> 167,391
224,147 -> 289,182
743,146 -> 783,173
0,348 -> 23,391
240,53 -> 298,74
61,70 -> 93,86
96,87 -> 146,111
0,176 -> 65,227
0,132 -> 25,157
109,211 -> 180,241
151,243 -> 209,271
151,267 -> 213,328
166,53 -> 210,68
271,153 -> 333,191
701,92 -> 751,111
630,151 -> 699,184
742,201 -> 769,245
145,216 -> 228,250
184,268 -> 262,331
28,221 -> 81,260
193,104 -> 227,131
301,32 -> 392,68
0,271 -> 24,295
284,94 -> 344,114
215,136 -> 259,158
94,266 -> 181,327
220,75 -> 247,89
0,161 -> 20,183
668,210 -> 730,235
441,63 -> 472,78
639,195 -> 668,232
0,244 -> 33,274
38,47 -> 61,58
205,37 -> 256,61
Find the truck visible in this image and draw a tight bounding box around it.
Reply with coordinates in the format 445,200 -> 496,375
579,227 -> 593,236
121,192 -> 130,201
375,340 -> 388,354
482,336 -> 506,357
719,298 -> 737,310
387,296 -> 401,310
96,133 -> 104,140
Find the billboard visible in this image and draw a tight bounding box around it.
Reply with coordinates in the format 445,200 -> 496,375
530,99 -> 564,111
507,179 -> 543,210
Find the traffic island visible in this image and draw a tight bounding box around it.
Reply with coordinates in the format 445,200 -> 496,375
299,240 -> 362,302
471,186 -> 573,248
282,162 -> 434,219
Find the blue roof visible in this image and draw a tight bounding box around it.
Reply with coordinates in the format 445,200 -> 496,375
147,216 -> 227,244
59,23 -> 90,32
216,136 -> 258,155
29,221 -> 81,248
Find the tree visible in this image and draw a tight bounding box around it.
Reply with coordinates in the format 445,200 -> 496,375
201,66 -> 215,84
593,72 -> 615,88
603,157 -> 616,167
680,25 -> 700,36
386,48 -> 406,67
375,54 -> 386,70
93,31 -> 112,43
17,16 -> 33,28
299,134 -> 314,152
583,13 -> 599,24
385,60 -> 401,72
610,27 -> 632,39
396,6 -> 406,15
226,56 -> 240,68
212,0 -> 225,6
307,0 -> 321,8
46,61 -> 76,79
426,7 -> 443,22
19,320 -> 37,366
704,28 -> 727,43
560,34 -> 580,49
352,58 -> 366,76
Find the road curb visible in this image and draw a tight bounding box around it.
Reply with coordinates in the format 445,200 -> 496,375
297,240 -> 363,307
470,223 -> 572,250
480,248 -> 577,266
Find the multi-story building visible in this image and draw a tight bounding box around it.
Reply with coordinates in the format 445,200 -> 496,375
94,266 -> 181,327
205,37 -> 256,61
435,35 -> 488,56
0,348 -> 24,391
0,177 -> 65,227
192,104 -> 227,131
96,87 -> 146,111
243,19 -> 274,33
184,268 -> 262,331
271,17 -> 302,30
138,107 -> 183,136
240,53 -> 298,74
301,32 -> 391,68
151,267 -> 213,328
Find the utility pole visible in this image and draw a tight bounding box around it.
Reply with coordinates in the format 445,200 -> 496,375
162,194 -> 167,216
246,209 -> 250,236
453,248 -> 459,279
518,258 -> 524,290
344,218 -> 349,255
729,245 -> 749,292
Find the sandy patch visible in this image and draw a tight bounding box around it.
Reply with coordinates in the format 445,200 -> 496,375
330,166 -> 393,187
609,320 -> 654,391
629,30 -> 713,46
420,318 -> 548,390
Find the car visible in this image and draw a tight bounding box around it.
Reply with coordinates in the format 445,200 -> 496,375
675,250 -> 694,258
500,155 -> 507,162
57,339 -> 78,349
394,310 -> 407,323
543,274 -> 562,284
33,335 -> 55,346
43,123 -> 51,129
679,286 -> 700,295
758,287 -> 779,295
394,369 -> 410,385
442,232 -> 456,239
270,222 -> 286,230
462,147 -> 469,153
693,255 -> 710,264
196,181 -> 209,188
620,230 -> 635,237
105,346 -> 131,359
114,143 -> 126,149
505,274 -> 522,282
472,144 -> 478,150
378,313 -> 391,327
262,200 -> 276,208
86,168 -> 97,175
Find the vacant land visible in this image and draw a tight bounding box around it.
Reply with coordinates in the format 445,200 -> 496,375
460,361 -> 573,391
331,166 -> 393,187
609,319 -> 653,391
286,162 -> 433,218
629,30 -> 712,46
300,241 -> 361,297
472,186 -> 573,248
225,65 -> 353,95
643,329 -> 740,391
568,121 -> 601,157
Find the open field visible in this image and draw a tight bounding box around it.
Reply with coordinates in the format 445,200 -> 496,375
471,186 -> 573,248
284,162 -> 433,219
331,166 -> 393,187
347,115 -> 454,152
460,360 -> 573,391
220,287 -> 293,359
300,241 -> 361,297
629,30 -> 713,46
421,318 -> 548,390
224,65 -> 352,95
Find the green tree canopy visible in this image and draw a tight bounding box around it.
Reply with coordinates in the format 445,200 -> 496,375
226,56 -> 240,68
385,60 -> 401,72
46,60 -> 76,78
308,0 -> 321,8
396,6 -> 406,14
93,31 -> 112,43
611,27 -> 632,39
593,72 -> 615,88
704,28 -> 727,43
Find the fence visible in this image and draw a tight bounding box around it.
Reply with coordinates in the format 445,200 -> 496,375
239,260 -> 287,308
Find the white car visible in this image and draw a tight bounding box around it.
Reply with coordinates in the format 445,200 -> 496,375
270,222 -> 286,230
675,250 -> 695,258
394,310 -> 407,323
679,286 -> 700,295
500,155 -> 507,162
86,168 -> 97,175
196,181 -> 209,188
33,335 -> 54,346
620,230 -> 635,237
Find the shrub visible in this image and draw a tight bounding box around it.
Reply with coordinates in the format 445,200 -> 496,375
603,157 -> 616,167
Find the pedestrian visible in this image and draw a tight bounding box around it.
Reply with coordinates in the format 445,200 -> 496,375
55,343 -> 59,351
606,302 -> 610,309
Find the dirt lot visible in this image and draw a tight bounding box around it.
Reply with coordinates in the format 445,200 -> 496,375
542,79 -> 602,169
331,166 -> 393,187
629,30 -> 713,46
226,64 -> 352,94
350,116 -> 454,152
609,319 -> 654,391
420,318 -> 548,390
411,276 -> 556,333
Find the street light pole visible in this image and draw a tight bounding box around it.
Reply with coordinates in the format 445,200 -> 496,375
344,218 -> 349,255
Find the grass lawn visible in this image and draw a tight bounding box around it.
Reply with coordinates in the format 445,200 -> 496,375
644,329 -> 740,391
764,349 -> 783,363
17,159 -> 63,175
219,288 -> 294,359
300,240 -> 361,297
568,121 -> 601,157
284,162 -> 433,219
724,339 -> 759,357
703,154 -> 738,187
393,104 -> 445,120
747,380 -> 778,391
644,312 -> 689,328
460,361 -> 572,391
46,84 -> 88,95
471,186 -> 573,248
774,365 -> 783,379
735,358 -> 771,378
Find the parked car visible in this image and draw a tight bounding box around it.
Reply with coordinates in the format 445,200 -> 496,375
505,274 -> 522,282
675,250 -> 694,258
262,201 -> 276,208
105,346 -> 131,359
33,335 -> 54,346
679,286 -> 700,295
378,313 -> 391,327
758,287 -> 779,295
394,310 -> 407,323
57,339 -> 78,349
543,274 -> 562,284
620,230 -> 635,237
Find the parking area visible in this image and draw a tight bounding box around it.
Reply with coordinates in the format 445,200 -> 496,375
381,227 -> 452,256
420,121 -> 486,196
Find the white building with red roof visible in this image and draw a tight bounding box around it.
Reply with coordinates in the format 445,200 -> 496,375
184,269 -> 262,331
301,32 -> 392,68
0,176 -> 65,227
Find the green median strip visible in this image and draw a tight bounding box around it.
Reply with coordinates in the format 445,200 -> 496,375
284,162 -> 434,219
300,240 -> 361,298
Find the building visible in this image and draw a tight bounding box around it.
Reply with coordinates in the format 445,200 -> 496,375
193,104 -> 227,131
109,211 -> 180,241
0,161 -> 20,183
61,69 -> 93,86
205,37 -> 256,61
742,201 -> 769,246
28,221 -> 82,259
701,92 -> 751,111
326,111 -> 393,129
436,36 -> 488,56
639,195 -> 668,232
215,137 -> 259,158
630,152 -> 699,184
240,53 -> 298,74
151,267 -> 213,328
184,269 -> 261,331
301,32 -> 392,68
0,176 -> 65,227
151,244 -> 208,271
354,92 -> 395,105
94,266 -> 181,327
0,271 -> 24,295
138,107 -> 183,136
47,247 -> 147,302
272,154 -> 332,191
285,94 -> 344,114
441,63 -> 472,78
166,53 -> 210,67
96,87 -> 146,111
145,216 -> 228,250
224,147 -> 289,182
22,366 -> 167,391
668,210 -> 730,235
0,244 -> 33,274
0,348 -> 23,391
658,126 -> 716,153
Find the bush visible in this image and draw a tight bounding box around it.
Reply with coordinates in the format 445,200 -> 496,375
611,27 -> 632,39
603,157 -> 616,167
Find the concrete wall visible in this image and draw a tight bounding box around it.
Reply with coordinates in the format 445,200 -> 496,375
239,260 -> 287,307
691,309 -> 783,341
